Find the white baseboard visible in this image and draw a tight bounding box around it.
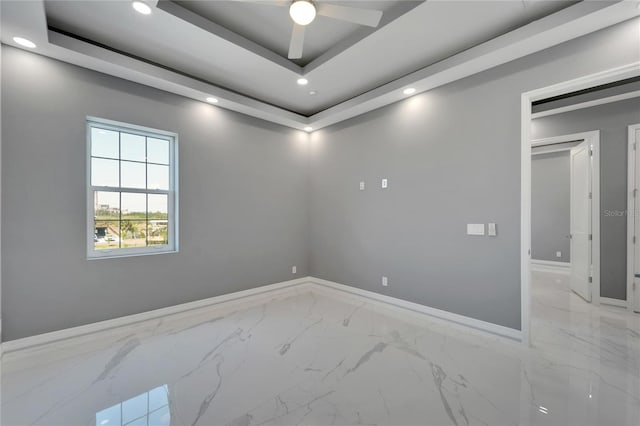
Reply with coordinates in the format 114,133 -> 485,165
1,277 -> 311,354
2,275 -> 523,354
309,277 -> 522,342
600,297 -> 628,308
531,259 -> 571,274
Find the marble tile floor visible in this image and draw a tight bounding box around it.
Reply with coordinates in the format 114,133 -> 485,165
1,272 -> 639,426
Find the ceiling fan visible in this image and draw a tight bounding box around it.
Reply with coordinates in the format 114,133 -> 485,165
248,1 -> 384,59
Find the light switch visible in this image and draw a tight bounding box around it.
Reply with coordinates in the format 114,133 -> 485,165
381,178 -> 388,189
382,276 -> 388,286
467,224 -> 485,236
488,223 -> 497,237
359,181 -> 365,191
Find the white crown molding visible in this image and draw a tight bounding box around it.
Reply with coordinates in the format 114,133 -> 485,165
307,1 -> 640,130
1,1 -> 639,132
46,30 -> 309,130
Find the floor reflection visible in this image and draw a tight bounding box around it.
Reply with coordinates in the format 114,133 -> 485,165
96,385 -> 170,426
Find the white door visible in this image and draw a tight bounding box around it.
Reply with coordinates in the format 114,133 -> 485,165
570,141 -> 592,302
634,128 -> 640,312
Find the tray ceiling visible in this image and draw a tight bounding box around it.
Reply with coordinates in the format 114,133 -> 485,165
2,1 -> 639,130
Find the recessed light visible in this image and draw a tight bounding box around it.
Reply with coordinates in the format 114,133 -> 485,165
309,90 -> 317,96
304,126 -> 313,132
297,78 -> 308,86
206,97 -> 219,104
403,87 -> 416,95
132,1 -> 152,15
13,37 -> 36,49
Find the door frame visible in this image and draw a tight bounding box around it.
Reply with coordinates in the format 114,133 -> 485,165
520,61 -> 640,345
627,123 -> 640,312
531,132 -> 601,306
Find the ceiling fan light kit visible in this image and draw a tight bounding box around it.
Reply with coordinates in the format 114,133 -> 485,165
278,0 -> 384,59
289,1 -> 316,26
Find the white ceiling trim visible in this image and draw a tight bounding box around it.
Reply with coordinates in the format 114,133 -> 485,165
307,0 -> 640,129
3,1 -> 640,132
47,30 -> 309,129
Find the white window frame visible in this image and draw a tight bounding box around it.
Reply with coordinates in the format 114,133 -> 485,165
87,117 -> 179,259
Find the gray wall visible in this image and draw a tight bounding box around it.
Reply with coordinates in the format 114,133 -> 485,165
1,46 -> 309,341
2,18 -> 639,340
308,18 -> 640,330
531,151 -> 570,263
532,97 -> 640,300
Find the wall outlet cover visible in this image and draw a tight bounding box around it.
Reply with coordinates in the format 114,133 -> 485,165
466,223 -> 485,236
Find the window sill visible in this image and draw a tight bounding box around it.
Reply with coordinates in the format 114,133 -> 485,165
87,249 -> 178,260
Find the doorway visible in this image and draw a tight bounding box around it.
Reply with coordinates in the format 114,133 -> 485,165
531,132 -> 601,305
520,63 -> 640,345
627,123 -> 640,313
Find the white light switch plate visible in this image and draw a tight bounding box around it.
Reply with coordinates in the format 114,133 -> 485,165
359,181 -> 365,191
382,276 -> 388,286
488,223 -> 497,236
381,178 -> 388,189
467,224 -> 485,236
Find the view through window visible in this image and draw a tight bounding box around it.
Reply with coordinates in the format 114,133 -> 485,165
88,119 -> 177,258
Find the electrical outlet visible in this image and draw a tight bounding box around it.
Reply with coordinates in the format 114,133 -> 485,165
292,266 -> 297,274
359,181 -> 365,191
382,276 -> 388,286
556,251 -> 562,258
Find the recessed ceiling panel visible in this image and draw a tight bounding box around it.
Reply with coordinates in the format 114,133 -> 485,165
175,0 -> 406,66
43,0 -> 578,115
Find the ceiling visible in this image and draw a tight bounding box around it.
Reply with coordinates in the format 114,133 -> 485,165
1,1 -> 639,130
173,0 -> 416,67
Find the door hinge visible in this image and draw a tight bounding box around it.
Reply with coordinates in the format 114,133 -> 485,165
589,192 -> 592,199
634,189 -> 638,198
589,234 -> 593,241
634,142 -> 637,151
634,236 -> 637,244
589,276 -> 593,283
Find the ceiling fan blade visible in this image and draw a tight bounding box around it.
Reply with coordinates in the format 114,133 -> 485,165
316,3 -> 383,27
288,24 -> 305,59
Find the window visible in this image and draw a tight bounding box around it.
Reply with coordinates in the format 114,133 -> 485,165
87,117 -> 178,258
